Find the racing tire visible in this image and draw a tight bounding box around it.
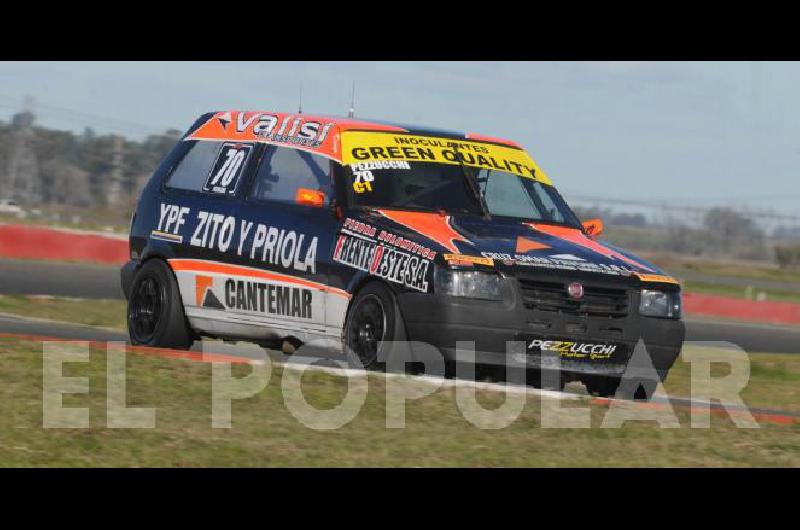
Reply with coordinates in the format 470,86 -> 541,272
127,259 -> 194,350
583,376 -> 657,401
583,376 -> 621,398
343,282 -> 403,370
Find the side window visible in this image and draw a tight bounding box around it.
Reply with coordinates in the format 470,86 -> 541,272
480,169 -> 542,218
167,140 -> 253,195
531,181 -> 567,223
249,146 -> 332,205
166,141 -> 223,191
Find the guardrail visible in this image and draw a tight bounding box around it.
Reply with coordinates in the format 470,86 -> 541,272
0,224 -> 128,265
683,292 -> 800,326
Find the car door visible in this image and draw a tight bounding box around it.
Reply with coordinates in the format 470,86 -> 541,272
157,139 -> 261,328
231,144 -> 342,337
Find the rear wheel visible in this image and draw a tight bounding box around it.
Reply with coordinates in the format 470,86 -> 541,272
343,282 -> 399,369
128,259 -> 194,350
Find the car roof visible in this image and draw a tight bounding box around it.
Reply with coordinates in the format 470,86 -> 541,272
196,110 -> 522,149
185,110 -> 550,184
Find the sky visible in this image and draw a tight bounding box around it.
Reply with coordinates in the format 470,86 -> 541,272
0,61 -> 798,214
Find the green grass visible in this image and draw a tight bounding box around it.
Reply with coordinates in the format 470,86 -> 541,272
662,349 -> 800,414
650,255 -> 800,285
0,338 -> 796,467
682,280 -> 800,304
685,262 -> 800,284
0,295 -> 127,330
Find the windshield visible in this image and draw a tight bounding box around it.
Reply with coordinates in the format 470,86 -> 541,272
343,160 -> 484,215
342,159 -> 581,227
339,131 -> 580,225
471,168 -> 582,227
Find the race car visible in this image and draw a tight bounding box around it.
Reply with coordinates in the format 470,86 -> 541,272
121,110 -> 684,398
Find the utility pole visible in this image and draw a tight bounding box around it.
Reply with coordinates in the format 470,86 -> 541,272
4,95 -> 40,203
106,134 -> 126,207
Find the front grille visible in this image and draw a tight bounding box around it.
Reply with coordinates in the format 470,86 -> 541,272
517,278 -> 630,317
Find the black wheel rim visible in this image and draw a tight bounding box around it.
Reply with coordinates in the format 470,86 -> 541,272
129,274 -> 164,343
346,294 -> 386,367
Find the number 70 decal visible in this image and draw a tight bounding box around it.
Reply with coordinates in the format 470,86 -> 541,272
352,169 -> 374,194
204,143 -> 254,195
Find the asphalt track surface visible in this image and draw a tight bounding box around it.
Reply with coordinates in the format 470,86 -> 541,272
0,258 -> 797,354
0,259 -> 123,299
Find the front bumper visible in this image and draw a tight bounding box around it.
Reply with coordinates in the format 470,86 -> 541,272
396,276 -> 685,380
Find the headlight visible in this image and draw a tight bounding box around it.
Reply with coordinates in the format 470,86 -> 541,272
435,269 -> 505,300
639,289 -> 682,318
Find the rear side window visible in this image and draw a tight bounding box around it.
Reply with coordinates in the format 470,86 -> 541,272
249,146 -> 332,205
167,141 -> 222,191
167,141 -> 253,195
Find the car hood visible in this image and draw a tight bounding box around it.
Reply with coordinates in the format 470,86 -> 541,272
356,209 -> 668,280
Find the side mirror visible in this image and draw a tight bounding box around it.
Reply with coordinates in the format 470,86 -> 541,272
295,188 -> 326,208
582,218 -> 604,238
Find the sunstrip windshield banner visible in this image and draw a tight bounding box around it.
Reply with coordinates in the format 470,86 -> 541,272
341,131 -> 552,184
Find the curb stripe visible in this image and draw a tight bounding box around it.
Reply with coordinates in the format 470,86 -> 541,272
0,332 -> 252,365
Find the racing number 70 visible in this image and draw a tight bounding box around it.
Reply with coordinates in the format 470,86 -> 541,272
211,147 -> 246,188
353,169 -> 374,193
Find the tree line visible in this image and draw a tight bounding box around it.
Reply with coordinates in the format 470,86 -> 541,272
0,111 -> 180,209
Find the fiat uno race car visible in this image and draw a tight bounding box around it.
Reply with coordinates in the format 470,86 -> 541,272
121,111 -> 684,398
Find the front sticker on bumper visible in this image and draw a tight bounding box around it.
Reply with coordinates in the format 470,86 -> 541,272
527,339 -> 618,361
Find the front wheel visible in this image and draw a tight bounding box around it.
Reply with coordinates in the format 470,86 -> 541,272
343,282 -> 401,370
128,259 -> 194,350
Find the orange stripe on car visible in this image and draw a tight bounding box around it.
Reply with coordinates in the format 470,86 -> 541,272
168,259 -> 351,299
634,273 -> 680,285
524,223 -> 655,272
376,209 -> 469,254
195,275 -> 214,305
516,236 -> 550,254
